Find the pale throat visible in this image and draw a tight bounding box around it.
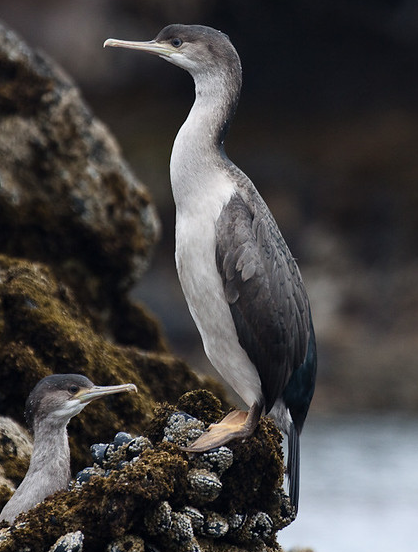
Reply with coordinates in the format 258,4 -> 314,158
170,71 -> 237,212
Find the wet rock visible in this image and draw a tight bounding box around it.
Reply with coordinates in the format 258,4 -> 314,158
200,512 -> 229,538
113,432 -> 133,449
0,255 -> 219,472
163,412 -> 205,448
186,469 -> 222,504
180,506 -> 204,532
107,535 -> 145,552
48,531 -> 84,552
72,466 -> 105,488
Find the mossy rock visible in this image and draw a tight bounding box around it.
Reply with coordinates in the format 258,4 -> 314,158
0,255 -> 226,475
0,21 -> 160,338
0,391 -> 291,552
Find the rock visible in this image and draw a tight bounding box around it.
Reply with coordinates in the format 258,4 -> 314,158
107,535 -> 145,552
200,512 -> 229,538
0,20 -> 160,343
0,394 -> 289,552
192,446 -> 233,476
0,255 -> 220,472
48,531 -> 84,552
186,469 -> 222,504
0,417 -> 32,511
163,412 -> 205,448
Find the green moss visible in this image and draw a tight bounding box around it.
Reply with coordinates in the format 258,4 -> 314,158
217,417 -> 284,512
0,457 -> 29,487
176,390 -> 224,425
0,256 -> 227,472
0,446 -> 189,552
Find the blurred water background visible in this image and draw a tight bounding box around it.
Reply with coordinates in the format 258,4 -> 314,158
280,414 -> 418,552
1,1 -> 417,549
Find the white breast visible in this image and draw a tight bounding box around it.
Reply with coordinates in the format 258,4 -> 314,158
172,171 -> 262,408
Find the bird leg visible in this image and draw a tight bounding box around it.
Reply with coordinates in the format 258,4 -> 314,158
181,401 -> 263,452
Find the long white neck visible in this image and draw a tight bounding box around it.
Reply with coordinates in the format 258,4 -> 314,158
170,67 -> 241,215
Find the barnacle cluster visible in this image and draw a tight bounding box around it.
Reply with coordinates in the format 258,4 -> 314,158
0,391 -> 294,552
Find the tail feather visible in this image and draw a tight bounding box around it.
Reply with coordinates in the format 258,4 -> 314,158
287,423 -> 300,514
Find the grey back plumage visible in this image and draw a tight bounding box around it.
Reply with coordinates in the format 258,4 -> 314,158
215,172 -> 311,414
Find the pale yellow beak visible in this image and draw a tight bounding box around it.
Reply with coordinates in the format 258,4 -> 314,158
104,38 -> 174,58
76,383 -> 137,404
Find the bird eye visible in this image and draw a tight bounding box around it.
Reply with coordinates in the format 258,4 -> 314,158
171,38 -> 182,48
68,385 -> 79,394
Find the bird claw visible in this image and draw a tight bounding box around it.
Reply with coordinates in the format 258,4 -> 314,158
180,404 -> 262,453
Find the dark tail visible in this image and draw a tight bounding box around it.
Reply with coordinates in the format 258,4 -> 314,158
287,422 -> 300,514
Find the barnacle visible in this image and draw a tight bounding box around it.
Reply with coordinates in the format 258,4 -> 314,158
163,412 -> 205,447
186,469 -> 222,503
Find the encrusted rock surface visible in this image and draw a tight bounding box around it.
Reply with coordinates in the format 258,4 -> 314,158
0,391 -> 294,552
0,255 -> 224,476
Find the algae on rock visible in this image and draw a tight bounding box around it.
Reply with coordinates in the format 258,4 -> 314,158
0,255 -> 222,477
0,391 -> 293,552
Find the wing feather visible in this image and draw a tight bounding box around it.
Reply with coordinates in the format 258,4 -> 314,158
215,192 -> 311,413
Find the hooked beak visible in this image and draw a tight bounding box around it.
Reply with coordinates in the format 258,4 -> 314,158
104,38 -> 175,59
76,383 -> 137,404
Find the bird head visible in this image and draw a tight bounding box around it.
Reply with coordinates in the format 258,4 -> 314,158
25,374 -> 137,432
104,24 -> 241,79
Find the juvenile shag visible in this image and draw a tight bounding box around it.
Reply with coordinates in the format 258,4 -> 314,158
0,374 -> 137,524
104,24 -> 317,513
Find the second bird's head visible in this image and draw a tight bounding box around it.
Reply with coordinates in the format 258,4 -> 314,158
25,374 -> 137,432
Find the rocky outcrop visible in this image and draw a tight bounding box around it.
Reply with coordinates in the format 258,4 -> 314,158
0,20 -> 291,552
0,391 -> 293,552
0,255 -> 224,477
0,20 -> 160,341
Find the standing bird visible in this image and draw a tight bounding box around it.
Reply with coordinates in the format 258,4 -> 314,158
0,374 -> 137,524
104,24 -> 316,513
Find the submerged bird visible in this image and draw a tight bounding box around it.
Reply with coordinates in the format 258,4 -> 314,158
0,374 -> 137,524
104,24 -> 317,512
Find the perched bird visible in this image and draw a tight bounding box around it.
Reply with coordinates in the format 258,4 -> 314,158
0,374 -> 137,524
104,24 -> 317,512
